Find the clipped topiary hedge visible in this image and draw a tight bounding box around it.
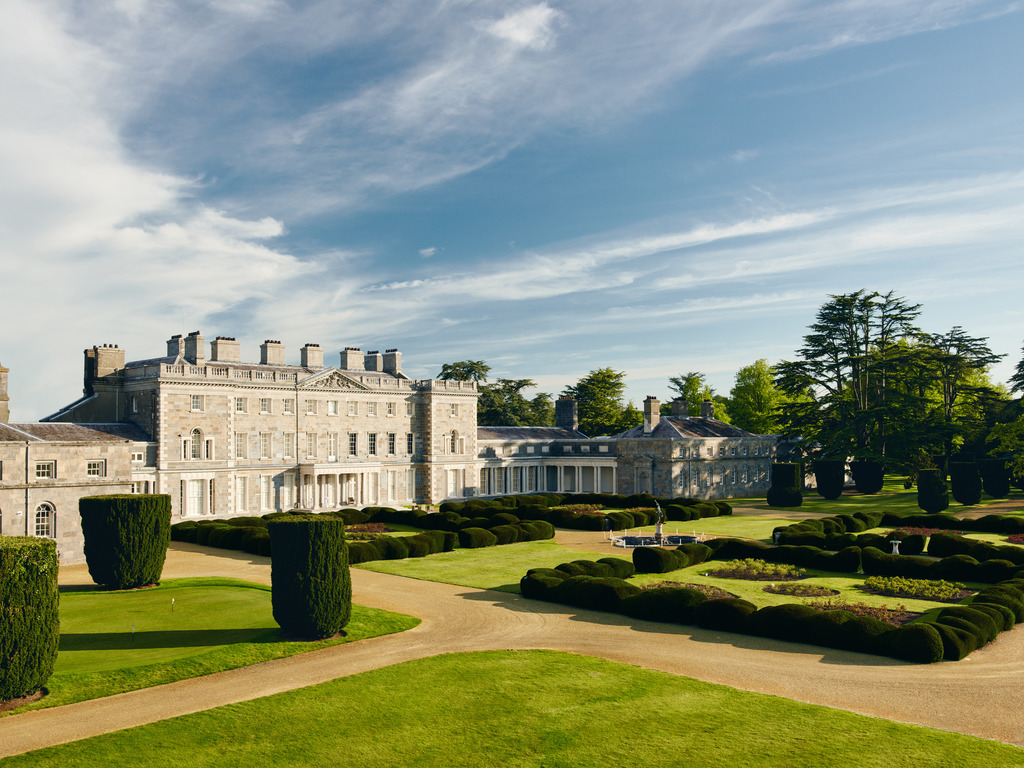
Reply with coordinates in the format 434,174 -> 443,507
1,537 -> 59,702
849,461 -> 884,494
766,463 -> 802,507
267,516 -> 351,639
813,460 -> 846,500
79,494 -> 172,589
979,459 -> 1011,500
917,469 -> 949,514
950,462 -> 982,506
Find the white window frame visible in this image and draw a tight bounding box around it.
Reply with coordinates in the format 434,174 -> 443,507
235,397 -> 246,414
348,401 -> 358,416
35,461 -> 56,479
191,394 -> 204,412
86,460 -> 106,478
34,503 -> 54,538
234,432 -> 247,459
260,433 -> 272,460
260,398 -> 271,414
328,400 -> 339,416
283,398 -> 295,415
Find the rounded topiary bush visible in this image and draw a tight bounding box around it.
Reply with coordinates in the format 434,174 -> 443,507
766,463 -> 802,508
1,537 -> 59,702
457,527 -> 498,549
950,463 -> 982,506
979,459 -> 1011,499
693,597 -> 757,632
79,494 -> 172,589
632,547 -> 684,574
917,469 -> 949,514
267,516 -> 351,639
813,460 -> 846,500
849,461 -> 884,494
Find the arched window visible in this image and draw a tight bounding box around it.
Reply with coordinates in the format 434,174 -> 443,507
191,428 -> 203,459
35,503 -> 54,538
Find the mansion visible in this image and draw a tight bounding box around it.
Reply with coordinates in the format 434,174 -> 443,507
0,333 -> 775,563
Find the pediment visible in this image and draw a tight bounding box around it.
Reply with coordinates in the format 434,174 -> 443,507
298,369 -> 369,390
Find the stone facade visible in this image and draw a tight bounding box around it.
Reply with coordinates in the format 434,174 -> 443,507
0,422 -> 149,564
0,334 -> 775,564
476,397 -> 775,500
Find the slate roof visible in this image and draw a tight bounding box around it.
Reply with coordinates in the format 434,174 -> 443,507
0,422 -> 152,443
613,416 -> 759,440
477,426 -> 589,440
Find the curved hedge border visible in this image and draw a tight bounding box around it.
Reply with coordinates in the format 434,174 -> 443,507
1,537 -> 59,701
171,506 -> 556,565
522,546 -> 1024,664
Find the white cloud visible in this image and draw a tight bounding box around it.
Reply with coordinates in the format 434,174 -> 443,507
418,247 -> 437,258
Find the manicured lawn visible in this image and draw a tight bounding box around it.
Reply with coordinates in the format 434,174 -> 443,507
11,578 -> 419,713
356,540 -> 609,592
8,651 -> 1023,768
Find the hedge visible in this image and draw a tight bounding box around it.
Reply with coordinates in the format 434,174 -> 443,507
917,469 -> 949,514
79,494 -> 172,589
766,463 -> 802,507
267,516 -> 351,639
979,459 -> 1011,499
813,460 -> 846,500
849,461 -> 884,494
950,462 -> 983,506
0,537 -> 59,701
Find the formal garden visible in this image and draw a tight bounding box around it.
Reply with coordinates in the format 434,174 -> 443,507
6,471 -> 1024,764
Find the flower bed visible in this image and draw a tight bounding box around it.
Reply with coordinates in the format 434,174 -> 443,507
805,598 -> 917,627
706,558 -> 806,581
885,527 -> 962,537
643,581 -> 734,600
763,583 -> 838,598
860,575 -> 972,602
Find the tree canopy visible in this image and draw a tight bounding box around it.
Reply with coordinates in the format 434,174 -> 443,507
477,378 -> 555,427
775,290 -> 1010,470
562,368 -> 634,436
728,359 -> 788,434
437,360 -> 490,382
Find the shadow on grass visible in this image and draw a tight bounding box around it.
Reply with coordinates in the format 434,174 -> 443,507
455,588 -> 908,668
59,627 -> 280,652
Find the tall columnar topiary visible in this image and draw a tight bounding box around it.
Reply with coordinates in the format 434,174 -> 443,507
849,461 -> 884,494
917,469 -> 949,514
79,494 -> 172,589
949,462 -> 982,506
812,460 -> 846,500
766,462 -> 802,507
1,537 -> 59,702
267,516 -> 351,639
979,459 -> 1010,499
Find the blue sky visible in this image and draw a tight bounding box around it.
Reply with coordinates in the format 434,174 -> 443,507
3,1 -> 1024,420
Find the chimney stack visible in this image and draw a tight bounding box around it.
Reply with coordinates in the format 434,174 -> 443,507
84,344 -> 125,395
671,399 -> 689,417
210,336 -> 240,362
382,348 -> 402,376
364,350 -> 383,372
0,360 -> 9,423
184,331 -> 205,364
701,399 -> 715,419
260,339 -> 285,366
339,347 -> 364,370
167,334 -> 184,358
300,343 -> 324,369
555,397 -> 578,432
643,396 -> 660,435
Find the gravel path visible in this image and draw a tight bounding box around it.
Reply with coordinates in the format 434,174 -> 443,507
3,539 -> 1024,758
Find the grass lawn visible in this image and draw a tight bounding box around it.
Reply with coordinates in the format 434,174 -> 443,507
356,539 -> 610,592
8,650 -> 1023,768
629,564 -> 981,616
10,577 -> 419,713
736,476 -> 1024,518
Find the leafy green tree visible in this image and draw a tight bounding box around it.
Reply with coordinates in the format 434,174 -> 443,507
437,360 -> 490,382
562,368 -> 628,436
668,371 -> 714,414
728,359 -> 786,434
617,401 -> 644,432
478,379 -> 539,426
923,327 -> 1005,456
1009,340 -> 1024,394
529,392 -> 556,426
775,290 -> 922,461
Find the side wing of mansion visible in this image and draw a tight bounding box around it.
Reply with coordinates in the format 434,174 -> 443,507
0,333 -> 775,563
